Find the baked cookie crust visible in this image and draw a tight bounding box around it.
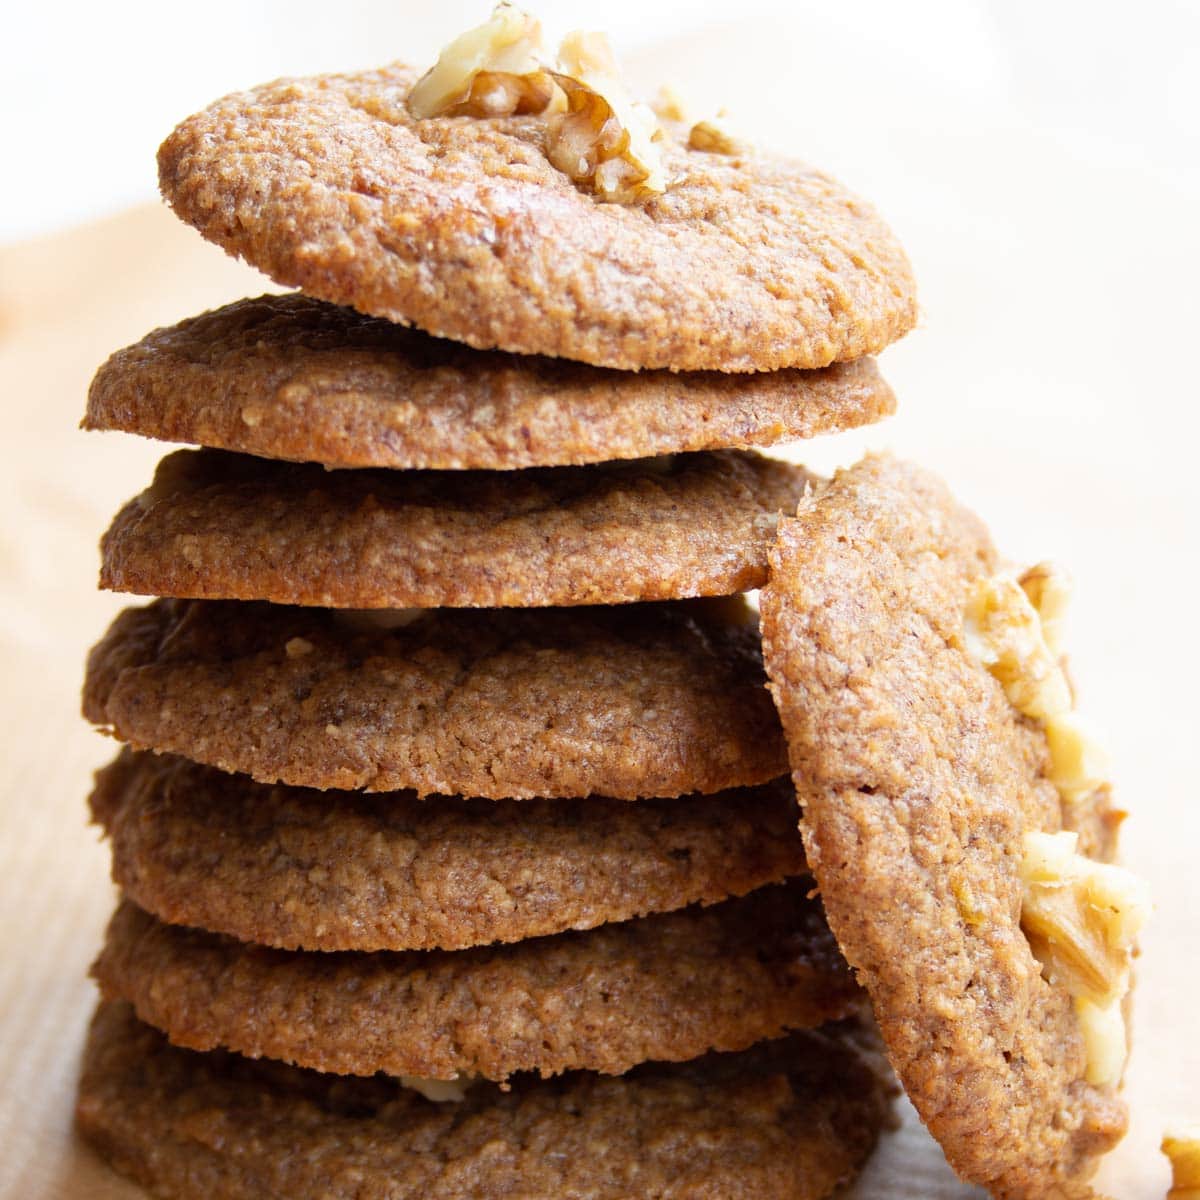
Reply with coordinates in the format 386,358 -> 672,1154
92,750 -> 807,952
100,447 -> 815,608
83,598 -> 786,799
78,1001 -> 892,1200
93,884 -> 857,1081
759,455 -> 1127,1199
84,294 -> 896,469
157,67 -> 916,372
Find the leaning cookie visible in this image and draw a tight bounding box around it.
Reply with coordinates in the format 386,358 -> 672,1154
78,1001 -> 893,1200
91,751 -> 807,952
158,55 -> 916,373
100,447 -> 815,608
82,597 -> 785,799
93,883 -> 856,1081
760,455 -> 1143,1199
84,294 -> 895,469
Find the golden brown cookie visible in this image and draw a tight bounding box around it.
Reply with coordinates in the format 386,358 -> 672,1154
157,66 -> 916,372
100,447 -> 815,608
82,597 -> 786,799
84,294 -> 896,469
78,1001 -> 892,1200
93,883 -> 857,1081
92,750 -> 807,952
759,455 -> 1129,1199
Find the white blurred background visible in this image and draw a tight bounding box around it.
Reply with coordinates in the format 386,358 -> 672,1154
5,0 -> 1198,238
1,3 -> 1198,1198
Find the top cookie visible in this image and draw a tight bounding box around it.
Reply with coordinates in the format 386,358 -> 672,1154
157,65 -> 917,371
760,456 -> 1132,1200
84,295 -> 895,469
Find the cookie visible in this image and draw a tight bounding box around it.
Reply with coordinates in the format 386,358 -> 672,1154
78,1001 -> 892,1200
759,455 -> 1128,1199
100,447 -> 815,608
93,882 -> 857,1081
83,294 -> 896,469
157,66 -> 916,372
91,750 -> 807,952
83,597 -> 786,799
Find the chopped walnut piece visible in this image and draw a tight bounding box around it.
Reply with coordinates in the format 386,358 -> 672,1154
1019,831 -> 1150,1086
1164,1127 -> 1200,1199
963,572 -> 1072,720
652,84 -> 690,123
332,609 -> 427,633
547,31 -> 666,203
688,116 -> 744,156
406,2 -> 556,119
1044,710 -> 1112,798
399,1073 -> 475,1103
1019,561 -> 1072,655
407,8 -> 666,203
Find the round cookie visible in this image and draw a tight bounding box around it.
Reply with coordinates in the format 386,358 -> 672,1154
84,294 -> 896,470
100,447 -> 816,608
78,1001 -> 893,1200
93,883 -> 858,1081
83,597 -> 786,799
157,67 -> 917,372
759,455 -> 1128,1199
91,750 -> 807,952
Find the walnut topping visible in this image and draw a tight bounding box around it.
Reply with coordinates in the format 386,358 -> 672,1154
1164,1128 -> 1200,1199
399,1073 -> 475,1103
406,3 -> 556,120
548,32 -> 665,202
1019,561 -> 1072,655
964,564 -> 1151,1087
1043,711 -> 1112,799
963,564 -> 1114,805
963,572 -> 1071,720
1019,831 -> 1150,1085
407,6 -> 666,203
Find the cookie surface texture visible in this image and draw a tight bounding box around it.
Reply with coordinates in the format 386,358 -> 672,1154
759,455 -> 1127,1199
83,598 -> 786,799
77,1002 -> 892,1200
93,884 -> 858,1081
100,447 -> 815,608
91,750 -> 807,952
84,294 -> 896,469
157,68 -> 917,371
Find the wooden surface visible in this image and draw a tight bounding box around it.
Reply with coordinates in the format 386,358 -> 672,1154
1,14 -> 1197,1196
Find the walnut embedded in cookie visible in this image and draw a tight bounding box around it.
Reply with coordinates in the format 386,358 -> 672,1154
759,454 -> 1140,1200
156,26 -> 916,370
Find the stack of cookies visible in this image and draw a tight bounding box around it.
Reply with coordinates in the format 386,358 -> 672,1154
75,7 -> 1147,1200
